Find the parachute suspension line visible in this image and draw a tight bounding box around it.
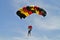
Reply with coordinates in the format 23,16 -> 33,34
29,18 -> 32,25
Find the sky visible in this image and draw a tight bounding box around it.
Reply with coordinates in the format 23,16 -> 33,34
0,0 -> 60,40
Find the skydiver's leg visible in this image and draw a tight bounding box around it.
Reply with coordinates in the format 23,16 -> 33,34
28,29 -> 31,36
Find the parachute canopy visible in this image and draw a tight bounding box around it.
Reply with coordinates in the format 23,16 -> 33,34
16,6 -> 47,19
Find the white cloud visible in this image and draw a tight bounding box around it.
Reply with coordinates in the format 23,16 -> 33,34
24,13 -> 60,30
0,35 -> 60,40
12,0 -> 46,9
13,36 -> 49,40
12,35 -> 60,40
30,15 -> 60,30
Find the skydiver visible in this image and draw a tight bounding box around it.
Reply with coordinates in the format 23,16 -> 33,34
28,25 -> 32,36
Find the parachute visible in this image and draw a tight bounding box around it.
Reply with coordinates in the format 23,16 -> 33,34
16,6 -> 47,19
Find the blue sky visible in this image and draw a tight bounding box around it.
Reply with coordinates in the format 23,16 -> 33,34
0,0 -> 60,40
